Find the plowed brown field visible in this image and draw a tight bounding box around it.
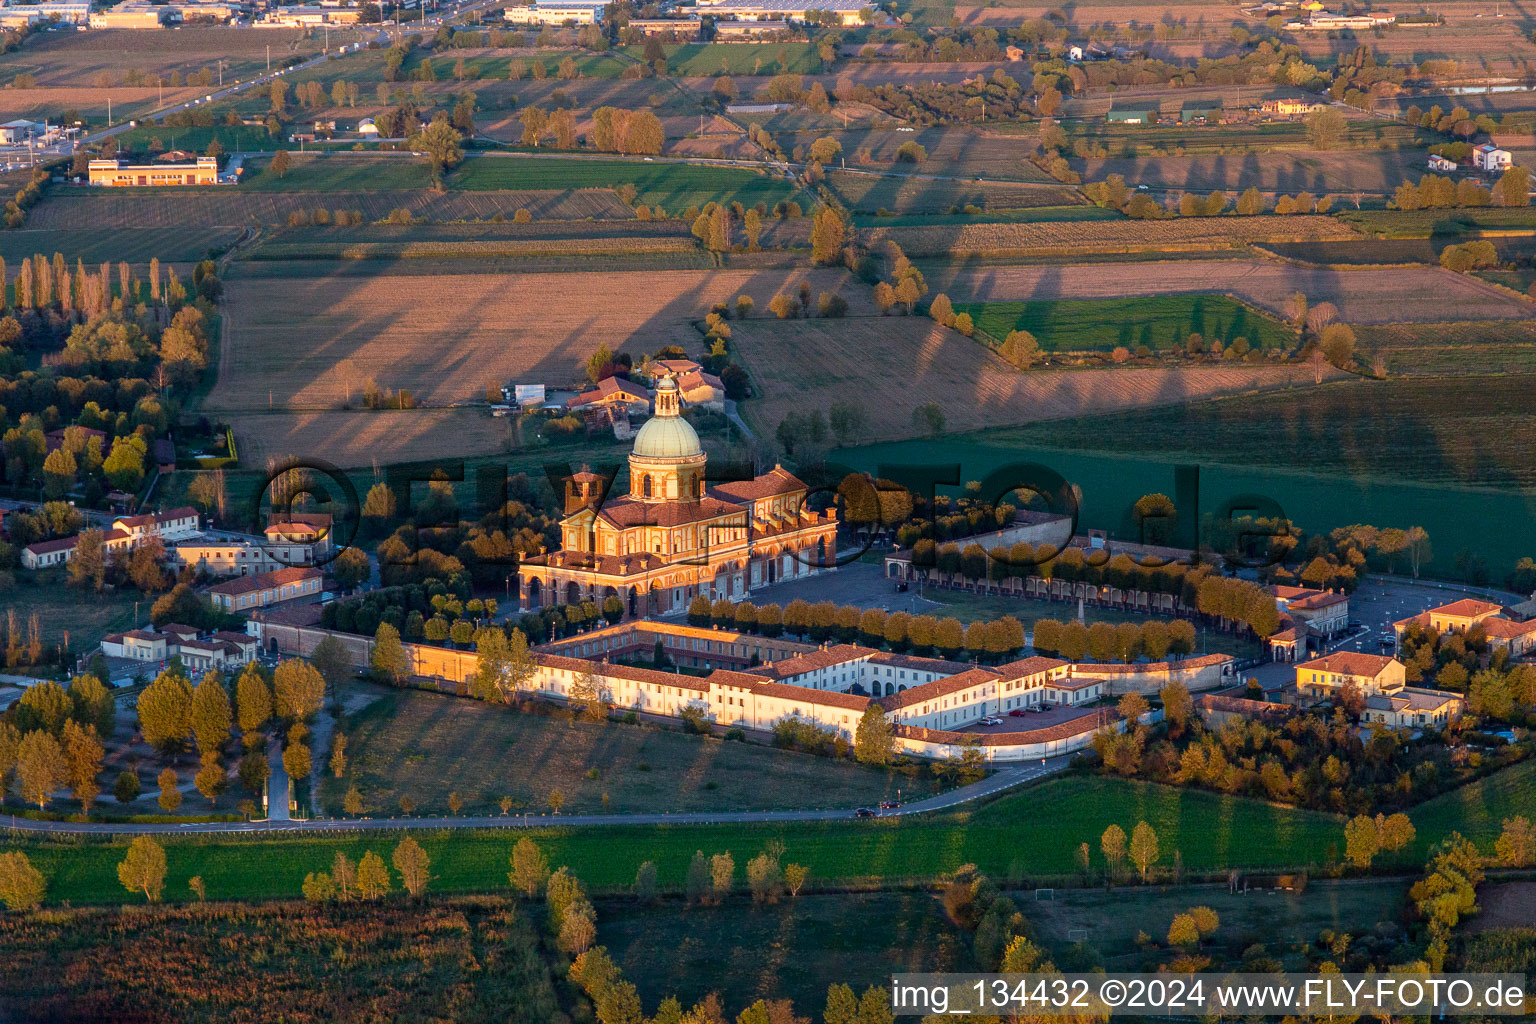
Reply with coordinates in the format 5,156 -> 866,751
924,260 -> 1534,323
731,316 -> 1347,441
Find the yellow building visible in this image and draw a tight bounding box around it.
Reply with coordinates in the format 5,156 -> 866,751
518,377 -> 837,617
88,157 -> 219,187
1293,651 -> 1461,729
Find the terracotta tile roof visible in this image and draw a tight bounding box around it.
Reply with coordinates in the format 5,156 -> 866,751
652,359 -> 701,376
250,603 -> 325,627
23,536 -> 78,555
206,566 -> 322,597
880,666 -> 1001,711
867,651 -> 977,675
749,679 -> 870,711
1196,693 -> 1296,718
706,669 -> 768,688
992,655 -> 1070,679
1296,651 -> 1396,677
709,466 -> 807,503
159,622 -> 199,637
210,630 -> 258,645
745,644 -> 873,679
1073,654 -> 1233,675
1265,585 -> 1323,600
596,496 -> 746,529
1429,598 -> 1503,619
1480,617 -> 1536,639
1287,592 -> 1348,612
567,377 -> 652,409
535,653 -> 709,692
115,506 -> 198,530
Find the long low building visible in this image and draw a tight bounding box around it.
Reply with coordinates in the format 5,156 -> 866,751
89,158 -> 220,187
206,566 -> 324,612
251,616 -> 1221,761
699,0 -> 874,24
101,625 -> 258,675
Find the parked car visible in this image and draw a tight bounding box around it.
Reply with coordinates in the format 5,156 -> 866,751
1007,709 -> 1028,717
879,800 -> 900,810
854,807 -> 875,818
1026,705 -> 1047,713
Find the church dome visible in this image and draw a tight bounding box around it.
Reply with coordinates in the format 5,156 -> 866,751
632,378 -> 701,459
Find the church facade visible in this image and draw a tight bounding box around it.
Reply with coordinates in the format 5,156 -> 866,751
517,378 -> 837,617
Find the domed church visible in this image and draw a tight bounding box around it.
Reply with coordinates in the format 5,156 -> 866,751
517,378 -> 838,618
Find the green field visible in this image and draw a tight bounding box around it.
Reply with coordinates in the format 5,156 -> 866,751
112,123 -> 280,156
448,154 -> 800,210
972,374 -> 1536,488
0,226 -> 242,265
10,755 -> 1535,908
6,776 -> 1348,907
1264,236 -> 1536,266
322,682 -> 933,816
237,154 -> 434,191
950,295 -> 1293,353
0,580 -> 143,655
1338,207 -> 1536,238
1065,119 -> 1432,158
623,41 -> 822,76
280,47 -> 630,85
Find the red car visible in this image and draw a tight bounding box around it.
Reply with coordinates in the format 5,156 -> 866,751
1008,709 -> 1028,717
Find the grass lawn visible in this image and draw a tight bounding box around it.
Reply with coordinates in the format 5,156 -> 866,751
600,890 -> 974,1012
237,154 -> 434,192
447,154 -> 799,211
1406,755 -> 1536,851
625,41 -> 822,76
951,295 -> 1293,354
12,775 -> 1352,907
921,589 -> 1261,658
112,123 -> 279,156
321,681 -> 935,816
0,580 -> 143,654
974,374 -> 1536,489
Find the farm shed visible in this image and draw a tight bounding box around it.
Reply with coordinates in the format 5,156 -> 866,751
1106,105 -> 1158,125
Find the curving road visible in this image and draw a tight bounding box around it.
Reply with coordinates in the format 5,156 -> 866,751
0,754 -> 1073,837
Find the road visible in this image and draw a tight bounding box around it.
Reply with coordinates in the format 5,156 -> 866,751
0,752 -> 1074,836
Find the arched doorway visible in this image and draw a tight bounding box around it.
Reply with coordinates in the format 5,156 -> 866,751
564,580 -> 581,605
525,577 -> 542,609
627,586 -> 640,617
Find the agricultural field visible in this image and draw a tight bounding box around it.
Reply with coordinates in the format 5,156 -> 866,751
223,408 -> 518,470
602,891 -> 974,1013
1059,118 -> 1431,156
633,42 -> 823,76
449,155 -> 803,212
730,314 -> 1340,442
0,581 -> 141,654
1353,321 -> 1536,375
865,215 -> 1360,258
0,86 -> 197,123
920,259 -> 1536,323
238,154 -> 436,192
8,775 -> 1357,908
26,185 -> 633,229
782,127 -> 1061,182
1264,237 -> 1536,266
1338,207 -> 1536,238
853,205 -> 1120,228
208,265 -> 866,459
0,898 -> 564,1024
951,295 -> 1293,353
111,123 -> 284,156
1071,149 -> 1428,193
321,682 -> 930,816
0,26 -> 332,89
973,374 -> 1536,489
825,170 -> 1078,214
0,226 -> 243,266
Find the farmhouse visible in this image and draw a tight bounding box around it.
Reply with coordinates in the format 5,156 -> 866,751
206,566 -> 324,612
1473,143 -> 1512,173
1260,98 -> 1325,117
1394,598 -> 1536,658
113,507 -> 201,548
566,377 -> 653,416
101,626 -> 258,673
1292,651 -> 1462,729
518,377 -> 837,617
1428,154 -> 1458,172
89,158 -> 219,187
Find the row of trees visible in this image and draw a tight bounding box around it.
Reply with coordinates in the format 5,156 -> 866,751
1031,617 -> 1198,662
683,595 -> 1031,662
